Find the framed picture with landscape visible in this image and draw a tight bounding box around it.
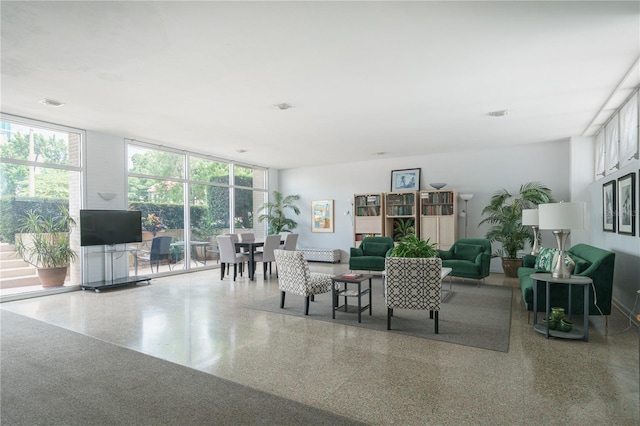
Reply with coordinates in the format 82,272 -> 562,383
311,199 -> 334,233
617,172 -> 636,236
391,168 -> 421,191
602,180 -> 616,232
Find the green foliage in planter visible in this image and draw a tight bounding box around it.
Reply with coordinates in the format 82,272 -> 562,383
393,218 -> 415,242
257,191 -> 300,234
390,234 -> 438,258
14,205 -> 78,268
479,182 -> 553,259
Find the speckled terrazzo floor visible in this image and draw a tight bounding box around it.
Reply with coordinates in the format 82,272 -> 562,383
2,264 -> 638,425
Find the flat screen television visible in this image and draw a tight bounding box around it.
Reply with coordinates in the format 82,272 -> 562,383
80,210 -> 143,246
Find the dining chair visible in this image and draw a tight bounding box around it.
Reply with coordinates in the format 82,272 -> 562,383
253,234 -> 282,277
238,232 -> 255,254
273,249 -> 333,315
134,236 -> 172,274
216,235 -> 248,281
283,233 -> 298,251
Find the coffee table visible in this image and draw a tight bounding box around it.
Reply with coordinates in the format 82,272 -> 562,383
331,274 -> 373,323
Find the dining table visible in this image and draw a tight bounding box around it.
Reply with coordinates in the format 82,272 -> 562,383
234,241 -> 264,281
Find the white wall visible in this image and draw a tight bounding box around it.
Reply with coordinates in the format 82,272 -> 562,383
588,161 -> 640,316
279,140 -> 571,272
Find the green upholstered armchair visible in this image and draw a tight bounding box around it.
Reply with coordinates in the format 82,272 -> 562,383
436,238 -> 491,284
349,236 -> 395,272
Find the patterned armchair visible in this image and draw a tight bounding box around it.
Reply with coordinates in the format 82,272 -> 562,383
273,250 -> 333,315
384,257 -> 443,334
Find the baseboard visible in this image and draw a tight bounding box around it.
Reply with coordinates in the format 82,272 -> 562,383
612,296 -> 640,327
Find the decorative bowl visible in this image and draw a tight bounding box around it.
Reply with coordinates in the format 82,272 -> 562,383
542,317 -> 558,330
558,319 -> 573,332
430,182 -> 447,190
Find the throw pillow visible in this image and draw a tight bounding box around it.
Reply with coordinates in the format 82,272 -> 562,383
535,247 -> 557,272
552,251 -> 576,274
364,242 -> 390,257
454,243 -> 482,261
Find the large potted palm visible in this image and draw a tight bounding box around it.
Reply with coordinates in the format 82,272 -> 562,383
15,206 -> 78,288
479,182 -> 553,277
257,191 -> 301,234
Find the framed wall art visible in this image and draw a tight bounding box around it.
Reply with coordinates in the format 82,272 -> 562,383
311,199 -> 334,233
602,180 -> 616,232
391,168 -> 421,191
617,172 -> 636,236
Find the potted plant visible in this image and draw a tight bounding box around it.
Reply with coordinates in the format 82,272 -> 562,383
479,182 -> 553,277
392,218 -> 416,242
15,205 -> 78,288
389,234 -> 437,258
257,191 -> 301,234
142,213 -> 166,238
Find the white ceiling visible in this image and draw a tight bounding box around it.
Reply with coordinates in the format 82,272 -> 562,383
2,1 -> 639,170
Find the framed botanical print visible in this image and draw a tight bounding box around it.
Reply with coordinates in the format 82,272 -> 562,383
602,180 -> 616,232
391,168 -> 421,191
617,172 -> 636,236
311,200 -> 334,233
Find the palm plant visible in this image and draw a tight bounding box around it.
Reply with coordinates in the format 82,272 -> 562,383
257,191 -> 301,234
392,218 -> 415,242
479,182 -> 553,259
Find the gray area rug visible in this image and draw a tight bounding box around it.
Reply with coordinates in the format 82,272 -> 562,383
0,310 -> 364,426
247,279 -> 512,352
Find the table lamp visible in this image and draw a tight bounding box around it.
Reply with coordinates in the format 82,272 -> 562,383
459,194 -> 474,238
538,202 -> 585,278
522,209 -> 540,256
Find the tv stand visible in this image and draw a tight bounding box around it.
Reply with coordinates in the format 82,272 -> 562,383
81,245 -> 151,293
81,276 -> 151,293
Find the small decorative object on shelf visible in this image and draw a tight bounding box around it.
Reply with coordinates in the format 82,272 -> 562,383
558,319 -> 573,332
430,182 -> 447,190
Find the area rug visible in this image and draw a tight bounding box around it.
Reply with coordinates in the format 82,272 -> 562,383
246,279 -> 512,352
0,310 -> 364,426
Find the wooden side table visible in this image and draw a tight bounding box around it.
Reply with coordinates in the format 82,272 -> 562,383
531,272 -> 592,341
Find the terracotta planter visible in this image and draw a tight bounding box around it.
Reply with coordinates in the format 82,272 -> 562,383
501,258 -> 522,278
37,266 -> 68,288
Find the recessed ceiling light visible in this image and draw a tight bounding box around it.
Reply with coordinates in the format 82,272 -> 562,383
39,98 -> 65,107
236,149 -> 247,153
376,152 -> 386,155
489,109 -> 508,117
275,103 -> 293,110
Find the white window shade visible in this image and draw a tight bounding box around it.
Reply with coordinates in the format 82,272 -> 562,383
619,92 -> 639,168
604,115 -> 619,174
595,130 -> 605,178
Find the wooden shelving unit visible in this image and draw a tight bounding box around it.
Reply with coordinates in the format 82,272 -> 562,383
384,191 -> 418,242
420,189 -> 458,250
353,193 -> 384,246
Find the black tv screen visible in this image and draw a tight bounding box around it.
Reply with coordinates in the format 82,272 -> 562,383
80,210 -> 143,246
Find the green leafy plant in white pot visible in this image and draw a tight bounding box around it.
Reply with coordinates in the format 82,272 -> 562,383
15,205 -> 78,288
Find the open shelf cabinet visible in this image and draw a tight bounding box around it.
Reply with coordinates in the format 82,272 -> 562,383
420,189 -> 458,250
354,193 -> 385,246
384,191 -> 418,242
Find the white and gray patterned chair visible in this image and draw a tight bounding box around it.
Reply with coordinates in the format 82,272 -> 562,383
273,249 -> 333,315
384,257 -> 443,334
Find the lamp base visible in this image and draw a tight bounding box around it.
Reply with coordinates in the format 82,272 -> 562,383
530,225 -> 540,256
550,230 -> 571,279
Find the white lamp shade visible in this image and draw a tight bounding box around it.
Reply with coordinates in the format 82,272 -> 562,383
538,202 -> 585,230
459,193 -> 474,201
522,209 -> 539,226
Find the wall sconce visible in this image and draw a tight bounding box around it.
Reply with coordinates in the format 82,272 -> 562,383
522,209 -> 540,256
98,192 -> 117,201
538,202 -> 585,278
459,193 -> 474,238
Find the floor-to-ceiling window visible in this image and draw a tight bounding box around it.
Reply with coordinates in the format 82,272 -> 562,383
0,115 -> 83,297
127,140 -> 267,275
